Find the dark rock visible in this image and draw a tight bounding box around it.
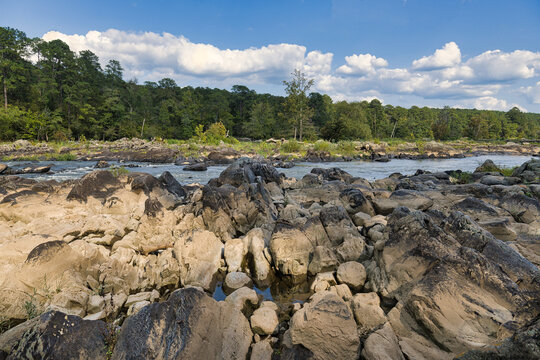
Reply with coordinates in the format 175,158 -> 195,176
67,170 -> 121,202
474,159 -> 500,173
111,287 -> 252,360
339,188 -> 375,215
94,160 -> 110,168
310,167 -> 353,183
217,158 -> 282,187
207,148 -> 240,164
1,311 -> 108,360
158,171 -> 186,198
144,198 -> 163,217
0,189 -> 38,204
0,164 -> 7,174
26,240 -> 68,263
183,163 -> 207,171
458,316 -> 540,360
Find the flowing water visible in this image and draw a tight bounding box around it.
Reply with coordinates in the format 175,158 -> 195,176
3,154 -> 535,183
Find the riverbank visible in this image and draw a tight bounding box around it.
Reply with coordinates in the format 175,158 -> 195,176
1,138 -> 539,165
0,157 -> 539,359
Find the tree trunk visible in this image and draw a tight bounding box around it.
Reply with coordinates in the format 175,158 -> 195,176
294,126 -> 297,140
140,117 -> 146,138
3,76 -> 7,109
299,117 -> 303,142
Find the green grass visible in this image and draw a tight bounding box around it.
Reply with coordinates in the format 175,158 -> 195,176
336,140 -> 357,156
313,140 -> 333,152
450,171 -> 473,184
499,166 -> 517,177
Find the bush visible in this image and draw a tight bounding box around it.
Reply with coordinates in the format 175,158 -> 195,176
280,139 -> 303,153
337,140 -> 356,155
313,140 -> 333,152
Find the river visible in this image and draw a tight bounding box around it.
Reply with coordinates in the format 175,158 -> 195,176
3,154 -> 535,183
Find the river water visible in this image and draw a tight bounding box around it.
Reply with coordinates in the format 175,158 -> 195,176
3,154 -> 535,184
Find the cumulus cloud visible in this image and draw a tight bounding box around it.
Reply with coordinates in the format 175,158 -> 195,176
412,42 -> 461,70
465,49 -> 540,83
43,29 -> 322,80
41,29 -> 540,111
520,81 -> 540,104
336,53 -> 388,75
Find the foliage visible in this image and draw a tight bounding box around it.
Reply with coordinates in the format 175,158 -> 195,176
450,171 -> 473,184
0,25 -> 538,143
337,140 -> 356,155
110,166 -> 129,178
280,139 -> 304,153
24,289 -> 40,319
313,140 -> 333,152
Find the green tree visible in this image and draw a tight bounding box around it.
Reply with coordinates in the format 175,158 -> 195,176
244,101 -> 276,139
283,69 -> 314,141
0,27 -> 30,109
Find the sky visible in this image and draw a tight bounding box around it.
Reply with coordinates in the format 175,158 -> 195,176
2,0 -> 540,112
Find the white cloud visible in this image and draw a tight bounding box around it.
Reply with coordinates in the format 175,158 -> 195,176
43,29 -> 314,80
336,53 -> 388,75
465,49 -> 540,83
520,81 -> 540,104
462,96 -> 526,112
412,42 -> 461,70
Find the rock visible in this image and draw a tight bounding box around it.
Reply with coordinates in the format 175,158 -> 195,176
208,148 -> 241,164
311,167 -> 353,183
352,211 -> 371,227
361,322 -> 405,360
336,261 -> 366,291
224,238 -> 248,273
351,292 -> 387,335
310,272 -> 337,293
339,188 -> 375,215
479,218 -> 518,241
372,198 -> 399,215
112,287 -> 252,360
0,163 -> 7,174
176,230 -> 224,291
1,311 -> 108,360
67,170 -> 121,202
285,291 -> 359,359
224,272 -> 253,294
127,300 -> 150,316
390,189 -> 433,210
183,162 -> 207,171
246,228 -> 274,287
474,159 -> 500,173
480,175 -> 505,186
225,287 -> 260,315
250,339 -> 273,360
308,245 -> 339,275
95,160 -> 110,168
125,291 -> 152,309
459,316 -> 540,360
250,307 -> 279,335
269,221 -> 314,282
329,284 -> 353,301
319,205 -> 360,245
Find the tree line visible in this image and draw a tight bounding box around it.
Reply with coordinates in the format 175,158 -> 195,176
1,26 -> 538,142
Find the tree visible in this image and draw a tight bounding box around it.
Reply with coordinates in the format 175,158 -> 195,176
283,69 -> 314,141
0,27 -> 30,108
244,101 -> 276,139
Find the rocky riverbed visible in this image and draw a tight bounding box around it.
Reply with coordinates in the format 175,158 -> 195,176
0,157 -> 539,359
2,138 -> 539,165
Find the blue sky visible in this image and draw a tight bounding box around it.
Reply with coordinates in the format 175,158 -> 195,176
3,0 -> 540,112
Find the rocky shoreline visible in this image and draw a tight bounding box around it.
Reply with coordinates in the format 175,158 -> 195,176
1,139 -> 539,168
0,157 -> 539,359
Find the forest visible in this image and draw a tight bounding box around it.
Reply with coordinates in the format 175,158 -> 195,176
1,26 -> 539,142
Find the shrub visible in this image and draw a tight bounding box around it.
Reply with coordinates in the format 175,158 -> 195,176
280,139 -> 303,153
337,140 -> 356,155
313,140 -> 333,152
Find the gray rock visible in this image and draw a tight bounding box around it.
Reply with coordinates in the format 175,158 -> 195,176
336,261 -> 367,290
224,272 -> 253,294
112,287 -> 252,360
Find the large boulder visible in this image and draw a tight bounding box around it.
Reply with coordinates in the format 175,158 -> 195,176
67,170 -> 121,202
284,291 -> 359,359
375,208 -> 540,356
112,287 -> 252,360
0,311 -> 108,360
269,221 -> 314,282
